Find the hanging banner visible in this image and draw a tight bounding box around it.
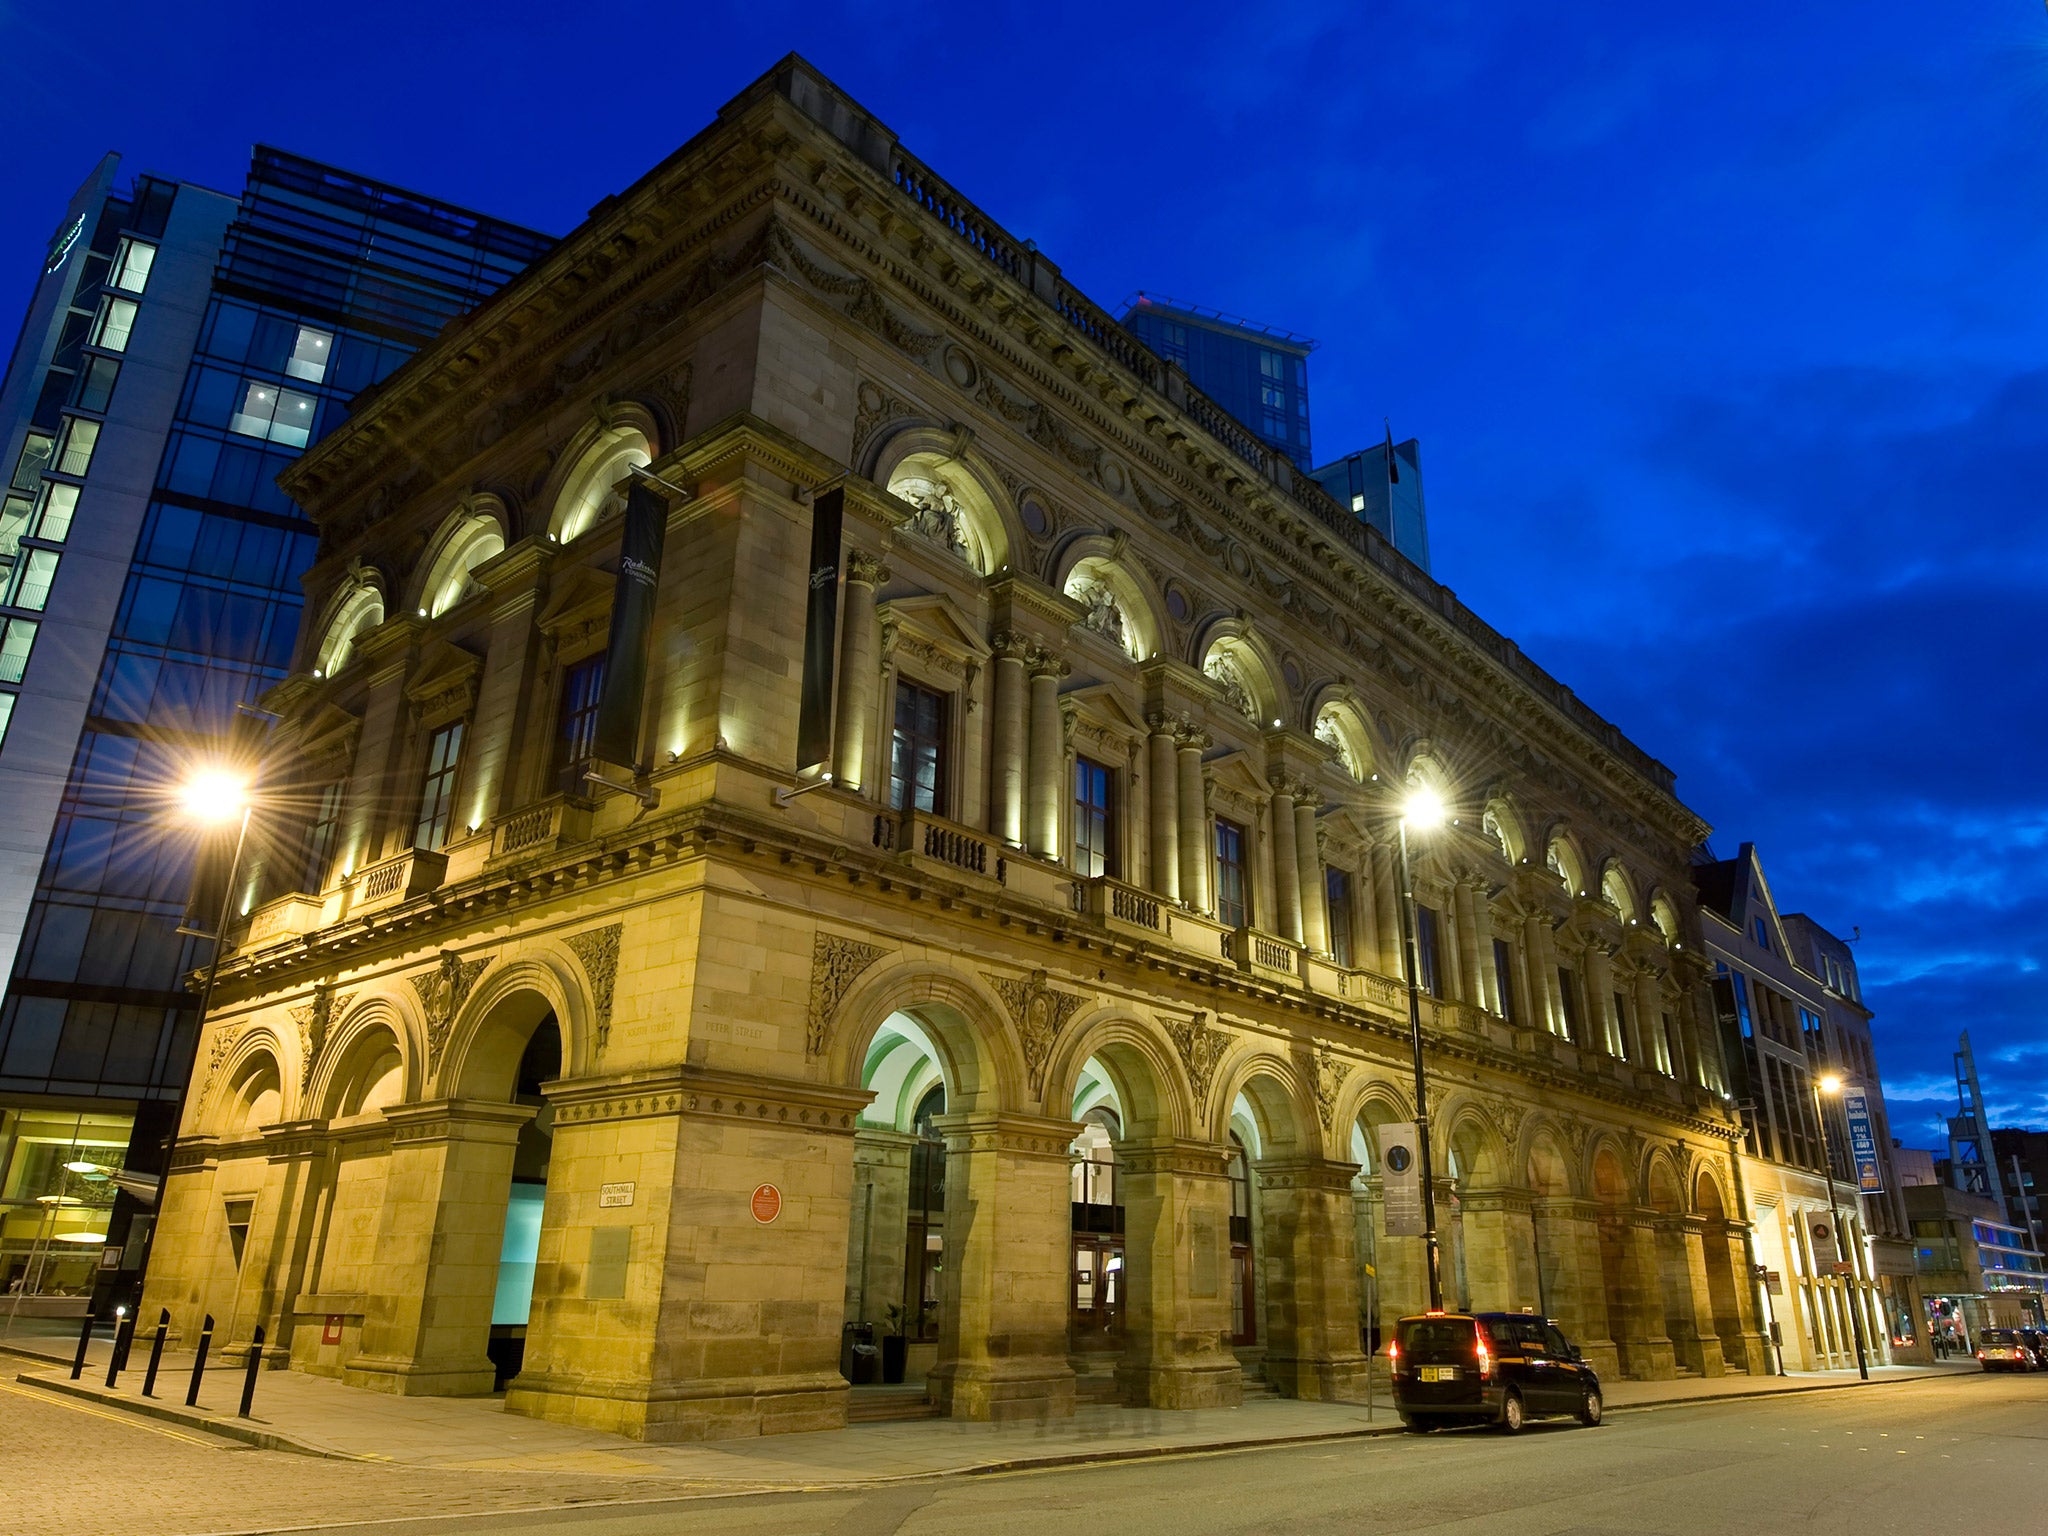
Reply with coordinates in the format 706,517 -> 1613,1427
589,477 -> 670,774
1842,1086 -> 1884,1194
795,486 -> 844,775
1381,1121 -> 1423,1237
1804,1208 -> 1841,1270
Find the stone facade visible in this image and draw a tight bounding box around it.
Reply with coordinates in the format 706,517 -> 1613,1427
140,57 -> 1764,1442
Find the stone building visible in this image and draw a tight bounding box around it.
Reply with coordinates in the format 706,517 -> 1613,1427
140,57 -> 1765,1443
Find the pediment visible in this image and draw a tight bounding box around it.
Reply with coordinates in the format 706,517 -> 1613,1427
1204,748 -> 1272,818
537,563 -> 615,632
1062,683 -> 1147,736
878,592 -> 990,662
404,639 -> 483,722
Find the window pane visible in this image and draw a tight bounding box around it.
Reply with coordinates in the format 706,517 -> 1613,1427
12,432 -> 55,490
12,549 -> 59,611
55,417 -> 99,476
285,326 -> 333,383
94,297 -> 138,353
0,494 -> 31,558
267,387 -> 317,448
111,238 -> 156,294
0,691 -> 14,747
889,680 -> 948,813
0,618 -> 38,683
414,721 -> 466,850
1215,819 -> 1247,929
74,356 -> 120,413
228,381 -> 278,438
35,483 -> 78,543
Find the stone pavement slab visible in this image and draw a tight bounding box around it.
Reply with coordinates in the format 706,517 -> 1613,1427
9,1334 -> 1976,1491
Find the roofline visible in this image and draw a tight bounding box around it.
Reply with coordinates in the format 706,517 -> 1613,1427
1119,291 -> 1318,350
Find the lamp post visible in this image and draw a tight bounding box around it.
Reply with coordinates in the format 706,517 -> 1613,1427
1395,784 -> 1446,1312
1812,1073 -> 1870,1380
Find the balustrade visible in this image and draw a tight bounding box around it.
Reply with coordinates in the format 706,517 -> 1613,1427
345,848 -> 448,917
873,806 -> 1006,884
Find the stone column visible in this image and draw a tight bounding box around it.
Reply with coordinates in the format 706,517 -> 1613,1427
1533,1197 -> 1619,1379
989,633 -> 1028,845
1350,853 -> 1379,972
1145,716 -> 1180,902
231,1125 -> 335,1355
1614,1214 -> 1677,1379
345,1100 -> 533,1396
1294,795 -> 1328,955
1468,886 -> 1499,1014
846,1129 -> 916,1328
927,1112 -> 1078,1421
1268,786 -> 1302,943
1584,943 -> 1620,1056
1253,1157 -> 1370,1401
832,552 -> 888,793
1459,1190 -> 1540,1313
1526,915 -> 1564,1036
1026,650 -> 1067,860
339,627 -> 419,872
1115,1139 -> 1243,1409
465,545 -> 549,826
1452,883 -> 1485,1008
1674,1220 -> 1729,1375
1371,844 -> 1402,977
1176,728 -> 1211,913
1632,971 -> 1663,1071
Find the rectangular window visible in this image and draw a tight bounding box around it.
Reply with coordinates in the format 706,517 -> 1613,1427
227,381 -> 318,448
1073,756 -> 1116,878
1326,868 -> 1353,967
304,780 -> 344,891
11,433 -> 54,491
9,549 -> 59,611
1557,966 -> 1582,1042
1416,905 -> 1444,997
554,654 -> 606,788
0,618 -> 37,683
73,356 -> 120,414
34,483 -> 77,543
1729,971 -> 1754,1037
93,296 -> 139,353
889,679 -> 949,814
1613,990 -> 1631,1058
54,417 -> 99,477
0,691 -> 14,748
0,494 -> 31,558
285,325 -> 334,383
1214,817 -> 1249,930
1493,937 -> 1518,1025
110,237 -> 156,294
413,720 -> 466,851
1754,915 -> 1770,949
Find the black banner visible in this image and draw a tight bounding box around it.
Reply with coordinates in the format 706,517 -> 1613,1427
796,487 -> 843,775
590,477 -> 669,773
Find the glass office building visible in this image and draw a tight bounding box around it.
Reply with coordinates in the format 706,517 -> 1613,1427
1120,292 -> 1316,468
1306,439 -> 1432,573
0,149 -> 550,1311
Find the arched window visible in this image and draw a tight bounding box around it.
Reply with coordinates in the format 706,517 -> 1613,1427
1482,809 -> 1511,860
550,427 -> 651,543
418,512 -> 505,619
1062,558 -> 1157,662
885,462 -> 1001,575
1601,865 -> 1637,923
313,585 -> 383,677
1547,837 -> 1584,896
1313,702 -> 1373,781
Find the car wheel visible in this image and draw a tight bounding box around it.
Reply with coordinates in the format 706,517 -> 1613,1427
1577,1387 -> 1603,1427
1498,1390 -> 1525,1434
1400,1413 -> 1427,1433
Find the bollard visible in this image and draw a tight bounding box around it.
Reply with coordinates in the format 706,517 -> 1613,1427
237,1324 -> 266,1419
184,1313 -> 214,1407
141,1309 -> 170,1398
70,1311 -> 95,1381
104,1308 -> 133,1389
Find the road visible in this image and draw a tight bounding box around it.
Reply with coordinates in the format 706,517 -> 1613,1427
3,1372 -> 2042,1536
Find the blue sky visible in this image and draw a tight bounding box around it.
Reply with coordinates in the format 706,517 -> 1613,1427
3,2 -> 2042,1144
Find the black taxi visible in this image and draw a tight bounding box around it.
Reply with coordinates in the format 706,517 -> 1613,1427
1390,1311 -> 1603,1433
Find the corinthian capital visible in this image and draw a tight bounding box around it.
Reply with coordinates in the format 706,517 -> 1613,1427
845,549 -> 891,586
1027,645 -> 1070,680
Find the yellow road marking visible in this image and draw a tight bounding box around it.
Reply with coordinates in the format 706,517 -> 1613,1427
0,1377 -> 223,1449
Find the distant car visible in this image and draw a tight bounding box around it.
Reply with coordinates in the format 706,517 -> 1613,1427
2015,1328 -> 2048,1368
1975,1328 -> 2037,1372
1390,1311 -> 1603,1433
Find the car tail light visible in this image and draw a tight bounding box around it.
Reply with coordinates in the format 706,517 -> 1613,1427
1387,1339 -> 1400,1367
1475,1330 -> 1493,1380
1977,1350 -> 1985,1360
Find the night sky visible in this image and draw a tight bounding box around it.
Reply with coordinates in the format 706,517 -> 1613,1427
3,3 -> 2041,1145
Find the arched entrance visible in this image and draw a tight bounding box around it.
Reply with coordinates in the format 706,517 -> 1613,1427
1228,1101 -> 1266,1360
488,1015 -> 560,1387
1067,1060 -> 1124,1367
1648,1159 -> 1705,1375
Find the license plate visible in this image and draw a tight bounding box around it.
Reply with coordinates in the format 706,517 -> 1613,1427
1419,1365 -> 1459,1382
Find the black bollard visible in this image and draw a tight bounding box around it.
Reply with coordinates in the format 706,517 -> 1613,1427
237,1324 -> 265,1419
184,1313 -> 214,1407
69,1311 -> 95,1380
104,1310 -> 134,1389
141,1309 -> 170,1398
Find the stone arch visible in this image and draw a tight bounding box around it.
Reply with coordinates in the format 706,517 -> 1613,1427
411,497 -> 509,619
1053,535 -> 1163,663
1308,689 -> 1377,783
543,405 -> 658,544
1546,828 -> 1589,898
309,568 -> 385,678
871,424 -> 1018,576
1645,1151 -> 1684,1214
826,960 -> 1024,1117
1588,1138 -> 1631,1205
1600,860 -> 1639,925
308,993 -> 423,1120
1649,890 -> 1682,945
1694,1162 -> 1732,1222
1525,1125 -> 1573,1197
439,948 -> 596,1102
1440,1102 -> 1508,1189
1040,1011 -> 1191,1140
211,1033 -> 287,1135
1337,1076 -> 1413,1157
1196,620 -> 1286,729
1210,1050 -> 1313,1157
1482,795 -> 1529,865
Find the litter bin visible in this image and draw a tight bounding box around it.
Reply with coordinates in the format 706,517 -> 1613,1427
840,1321 -> 878,1385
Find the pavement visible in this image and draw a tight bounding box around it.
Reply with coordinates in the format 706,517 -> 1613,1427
0,1324 -> 1976,1489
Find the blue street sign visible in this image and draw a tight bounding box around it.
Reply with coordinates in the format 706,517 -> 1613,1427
1843,1088 -> 1883,1193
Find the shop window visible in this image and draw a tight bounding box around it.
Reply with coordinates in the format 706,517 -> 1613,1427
412,720 -> 465,851
110,237 -> 156,294
92,296 -> 138,353
1215,817 -> 1249,929
889,679 -> 948,814
1073,756 -> 1117,877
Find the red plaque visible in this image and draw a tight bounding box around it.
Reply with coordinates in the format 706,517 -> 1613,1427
750,1183 -> 782,1224
322,1314 -> 343,1345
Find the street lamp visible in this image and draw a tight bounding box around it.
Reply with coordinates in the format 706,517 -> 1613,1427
1812,1072 -> 1871,1380
1395,784 -> 1447,1311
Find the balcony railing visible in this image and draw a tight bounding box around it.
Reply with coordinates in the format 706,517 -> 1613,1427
873,807 -> 1006,884
489,795 -> 593,862
1230,926 -> 1303,985
1071,875 -> 1165,935
346,847 -> 447,917
240,892 -> 325,952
